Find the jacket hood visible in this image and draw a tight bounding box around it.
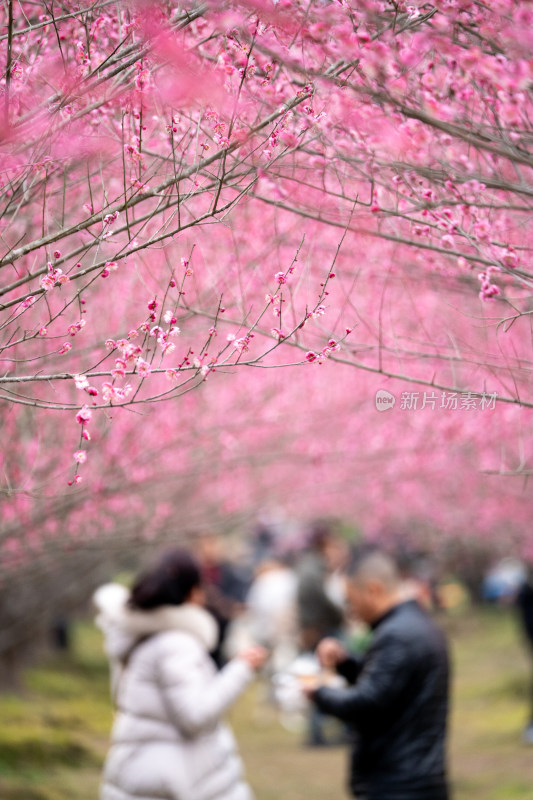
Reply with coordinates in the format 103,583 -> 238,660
93,583 -> 219,662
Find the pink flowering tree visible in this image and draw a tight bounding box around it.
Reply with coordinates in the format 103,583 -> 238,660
1,0 -> 533,675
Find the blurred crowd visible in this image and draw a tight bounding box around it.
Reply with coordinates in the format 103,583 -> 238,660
192,523 -> 533,747
189,522 -> 437,741
193,521 -> 431,666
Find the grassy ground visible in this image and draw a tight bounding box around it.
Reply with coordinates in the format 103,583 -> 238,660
1,608 -> 532,800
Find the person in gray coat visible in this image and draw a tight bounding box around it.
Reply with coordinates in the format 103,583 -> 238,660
94,548 -> 266,800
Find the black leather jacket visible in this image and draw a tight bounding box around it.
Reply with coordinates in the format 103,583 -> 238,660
313,600 -> 450,800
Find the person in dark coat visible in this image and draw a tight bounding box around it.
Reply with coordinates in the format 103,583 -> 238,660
306,549 -> 450,800
515,564 -> 533,743
296,520 -> 345,652
296,520 -> 347,746
195,532 -> 251,668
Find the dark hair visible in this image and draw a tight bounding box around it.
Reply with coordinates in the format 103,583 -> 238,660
129,548 -> 202,610
307,518 -> 337,551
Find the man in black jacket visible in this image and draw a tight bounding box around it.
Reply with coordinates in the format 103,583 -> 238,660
515,565 -> 533,743
306,549 -> 450,800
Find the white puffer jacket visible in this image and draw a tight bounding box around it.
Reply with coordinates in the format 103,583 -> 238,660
94,584 -> 255,800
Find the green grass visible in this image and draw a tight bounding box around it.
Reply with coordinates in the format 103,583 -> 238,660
0,624 -> 111,800
446,609 -> 533,800
1,608 -> 533,799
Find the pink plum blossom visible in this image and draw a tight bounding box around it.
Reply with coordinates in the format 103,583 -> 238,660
136,358 -> 152,377
76,405 -> 92,424
74,375 -> 89,390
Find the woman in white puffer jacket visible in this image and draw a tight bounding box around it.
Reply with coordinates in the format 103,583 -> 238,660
94,548 -> 266,800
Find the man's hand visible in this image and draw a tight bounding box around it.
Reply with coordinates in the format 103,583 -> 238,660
301,676 -> 322,699
316,637 -> 348,670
